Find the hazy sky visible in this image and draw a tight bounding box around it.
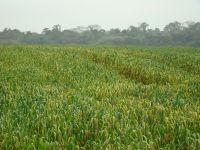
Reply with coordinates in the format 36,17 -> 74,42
1,0 -> 200,32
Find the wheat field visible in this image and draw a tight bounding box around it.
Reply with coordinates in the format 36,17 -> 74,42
0,45 -> 199,149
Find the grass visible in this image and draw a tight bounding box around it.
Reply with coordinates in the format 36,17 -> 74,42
0,45 -> 200,149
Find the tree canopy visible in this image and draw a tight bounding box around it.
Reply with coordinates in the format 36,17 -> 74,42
0,21 -> 200,46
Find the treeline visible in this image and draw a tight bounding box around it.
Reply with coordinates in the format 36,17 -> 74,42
0,21 -> 200,46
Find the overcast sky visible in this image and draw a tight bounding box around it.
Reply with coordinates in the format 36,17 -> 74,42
0,0 -> 200,32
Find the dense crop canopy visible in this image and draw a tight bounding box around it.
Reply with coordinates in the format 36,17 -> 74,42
0,45 -> 199,149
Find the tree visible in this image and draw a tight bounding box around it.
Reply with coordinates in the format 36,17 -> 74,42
139,22 -> 149,32
128,26 -> 138,32
110,28 -> 121,35
52,24 -> 61,32
23,32 -> 43,44
42,28 -> 51,35
164,21 -> 183,33
88,25 -> 101,32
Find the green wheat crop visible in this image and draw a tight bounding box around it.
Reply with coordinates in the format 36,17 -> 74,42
0,45 -> 199,149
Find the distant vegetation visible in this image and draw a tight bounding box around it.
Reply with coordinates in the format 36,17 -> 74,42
0,21 -> 200,46
0,45 -> 199,149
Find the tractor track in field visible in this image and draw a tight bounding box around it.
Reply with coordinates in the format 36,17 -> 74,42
76,50 -> 167,86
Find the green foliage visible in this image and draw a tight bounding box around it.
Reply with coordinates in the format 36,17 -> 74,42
0,45 -> 200,149
0,21 -> 200,46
